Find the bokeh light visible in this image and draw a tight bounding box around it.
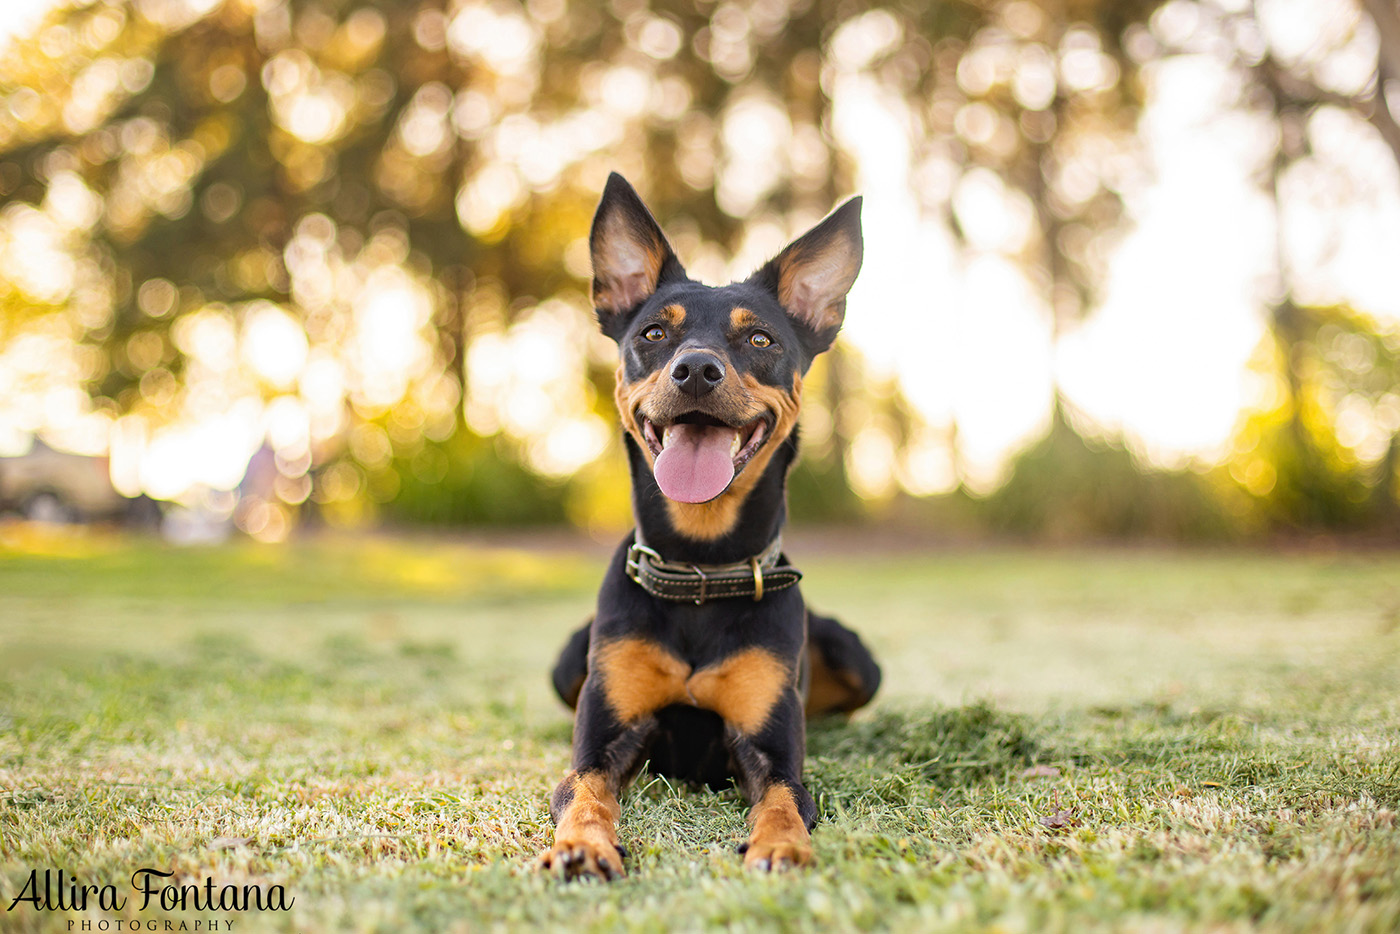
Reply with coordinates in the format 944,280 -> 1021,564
0,0 -> 1397,540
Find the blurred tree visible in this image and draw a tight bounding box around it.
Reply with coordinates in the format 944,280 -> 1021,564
1223,305 -> 1400,531
987,0 -> 1400,541
0,0 -> 1179,532
904,0 -> 1164,440
1238,0 -> 1400,530
922,0 -> 1400,539
17,0 -> 1396,542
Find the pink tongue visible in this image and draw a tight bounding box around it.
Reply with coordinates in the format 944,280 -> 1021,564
653,424 -> 738,503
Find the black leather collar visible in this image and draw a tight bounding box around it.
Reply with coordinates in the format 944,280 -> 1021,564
624,532 -> 802,604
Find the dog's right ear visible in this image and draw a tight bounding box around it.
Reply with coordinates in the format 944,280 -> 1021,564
748,196 -> 862,355
589,173 -> 686,339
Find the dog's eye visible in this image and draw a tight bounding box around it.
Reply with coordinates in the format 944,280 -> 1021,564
643,326 -> 666,342
749,331 -> 773,348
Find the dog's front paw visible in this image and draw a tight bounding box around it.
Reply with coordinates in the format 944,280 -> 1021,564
739,838 -> 812,872
536,836 -> 628,881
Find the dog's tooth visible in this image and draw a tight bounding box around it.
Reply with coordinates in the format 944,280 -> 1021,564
662,426 -> 674,449
730,432 -> 741,456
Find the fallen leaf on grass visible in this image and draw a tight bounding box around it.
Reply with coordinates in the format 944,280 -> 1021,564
208,837 -> 254,850
1040,809 -> 1079,830
1020,766 -> 1061,780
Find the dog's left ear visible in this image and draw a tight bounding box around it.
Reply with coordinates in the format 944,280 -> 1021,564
590,172 -> 686,339
750,197 -> 863,354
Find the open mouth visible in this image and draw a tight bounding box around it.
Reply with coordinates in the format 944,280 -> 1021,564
638,410 -> 771,504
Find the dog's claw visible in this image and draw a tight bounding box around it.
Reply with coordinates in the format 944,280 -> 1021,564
742,840 -> 812,872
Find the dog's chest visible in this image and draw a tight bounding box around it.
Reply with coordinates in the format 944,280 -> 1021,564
591,637 -> 792,734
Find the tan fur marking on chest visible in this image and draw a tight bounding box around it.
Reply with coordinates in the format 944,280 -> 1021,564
683,647 -> 791,734
593,638 -> 689,723
593,639 -> 790,732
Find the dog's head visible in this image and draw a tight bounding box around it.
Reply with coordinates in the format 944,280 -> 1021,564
589,172 -> 862,510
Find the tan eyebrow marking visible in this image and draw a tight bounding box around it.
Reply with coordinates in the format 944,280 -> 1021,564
729,307 -> 760,331
661,304 -> 686,326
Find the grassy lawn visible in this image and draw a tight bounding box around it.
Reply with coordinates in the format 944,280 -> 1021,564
2,526 -> 1399,933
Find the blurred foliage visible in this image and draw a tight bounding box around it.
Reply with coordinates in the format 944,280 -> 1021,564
986,305 -> 1400,541
1227,0 -> 1400,537
1224,305 -> 1400,532
379,433 -> 571,525
0,0 -> 1398,541
984,407 -> 1235,542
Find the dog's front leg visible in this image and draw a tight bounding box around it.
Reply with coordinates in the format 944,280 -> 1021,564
726,690 -> 818,871
538,676 -> 657,881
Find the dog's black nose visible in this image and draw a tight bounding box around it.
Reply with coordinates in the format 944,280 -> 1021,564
671,352 -> 726,398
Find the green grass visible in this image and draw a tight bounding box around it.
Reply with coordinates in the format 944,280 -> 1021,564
2,528 -> 1399,933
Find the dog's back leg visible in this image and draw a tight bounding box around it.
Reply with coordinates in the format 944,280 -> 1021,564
804,611 -> 881,718
551,618 -> 592,709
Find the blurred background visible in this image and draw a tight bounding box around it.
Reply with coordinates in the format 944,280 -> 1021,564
1,0 -> 1398,546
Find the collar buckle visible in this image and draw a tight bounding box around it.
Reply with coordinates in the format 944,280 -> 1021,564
625,540 -> 662,586
691,564 -> 708,605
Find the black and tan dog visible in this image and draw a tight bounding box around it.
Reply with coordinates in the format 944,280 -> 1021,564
540,173 -> 881,880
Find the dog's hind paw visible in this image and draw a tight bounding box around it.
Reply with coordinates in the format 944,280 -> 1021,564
536,837 -> 627,882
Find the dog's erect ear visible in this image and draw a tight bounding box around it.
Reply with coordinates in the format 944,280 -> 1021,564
749,197 -> 862,353
590,173 -> 686,338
